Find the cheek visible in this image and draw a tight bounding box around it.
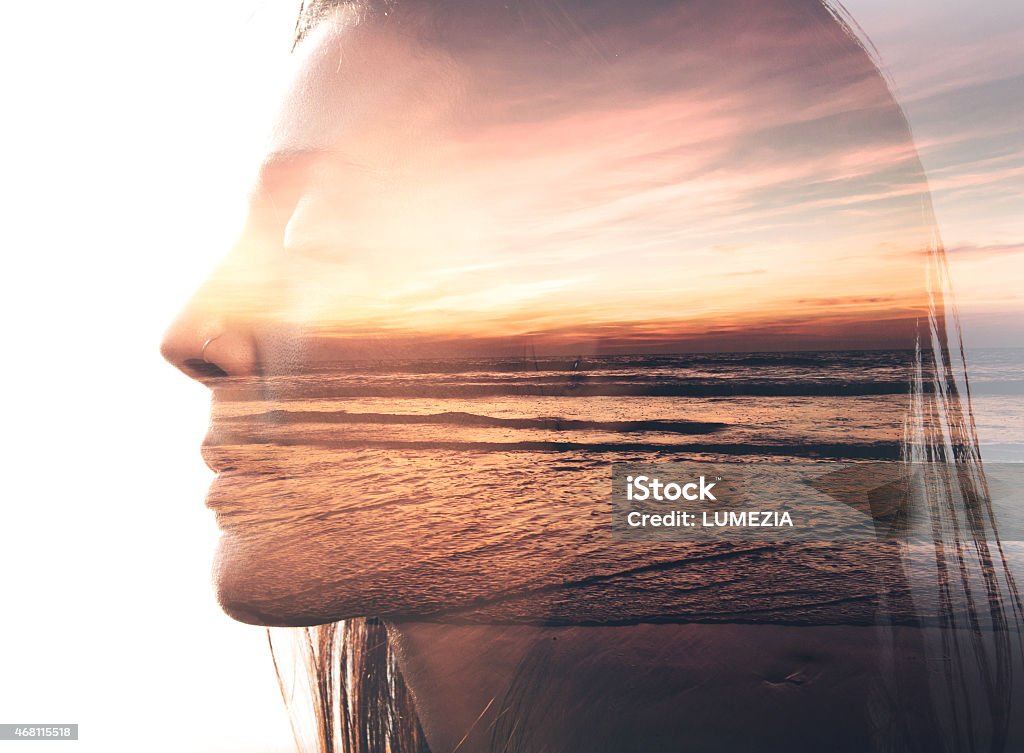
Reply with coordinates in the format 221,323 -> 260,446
205,446 -> 611,626
208,454 -> 803,627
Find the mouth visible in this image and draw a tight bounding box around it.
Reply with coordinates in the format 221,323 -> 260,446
201,429 -> 259,514
201,435 -> 234,474
201,414 -> 263,473
200,420 -> 297,521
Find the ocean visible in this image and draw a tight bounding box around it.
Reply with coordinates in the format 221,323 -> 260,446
204,348 -> 1024,626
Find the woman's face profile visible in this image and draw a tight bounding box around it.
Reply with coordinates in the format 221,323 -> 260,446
162,0 -> 929,627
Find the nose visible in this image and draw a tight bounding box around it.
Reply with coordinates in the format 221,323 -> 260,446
160,288 -> 261,386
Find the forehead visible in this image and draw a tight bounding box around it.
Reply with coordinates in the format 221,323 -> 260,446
268,2 -> 825,154
265,1 -> 895,175
256,0 -> 914,253
268,11 -> 468,156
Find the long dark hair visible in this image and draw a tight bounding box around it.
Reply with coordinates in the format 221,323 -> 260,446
269,2 -> 1024,752
270,619 -> 430,753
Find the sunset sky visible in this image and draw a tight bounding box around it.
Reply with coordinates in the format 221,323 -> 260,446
182,0 -> 968,357
851,0 -> 1024,348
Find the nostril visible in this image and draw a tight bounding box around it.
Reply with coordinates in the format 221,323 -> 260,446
161,320 -> 259,382
182,358 -> 230,379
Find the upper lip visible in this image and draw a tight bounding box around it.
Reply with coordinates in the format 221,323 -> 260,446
201,438 -> 225,473
201,428 -> 240,473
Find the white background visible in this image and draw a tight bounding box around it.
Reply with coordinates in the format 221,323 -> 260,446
0,2 -> 1020,752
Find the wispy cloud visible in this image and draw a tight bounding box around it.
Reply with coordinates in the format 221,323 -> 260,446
207,1 -> 1023,352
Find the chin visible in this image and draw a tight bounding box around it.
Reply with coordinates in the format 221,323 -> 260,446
211,533 -> 348,627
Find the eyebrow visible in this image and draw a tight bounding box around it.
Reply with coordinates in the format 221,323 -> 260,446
248,148 -> 370,233
257,149 -> 325,182
258,147 -> 375,183
245,151 -> 326,229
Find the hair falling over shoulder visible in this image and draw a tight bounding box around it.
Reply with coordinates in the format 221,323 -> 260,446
270,619 -> 431,753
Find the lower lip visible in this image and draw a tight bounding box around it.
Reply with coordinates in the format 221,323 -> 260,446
204,470 -> 255,512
